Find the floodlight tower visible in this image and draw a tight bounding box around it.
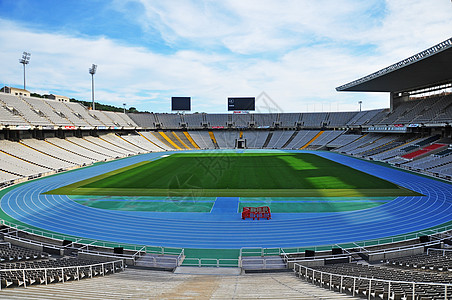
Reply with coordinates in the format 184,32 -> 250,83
123,103 -> 126,114
358,100 -> 362,112
89,64 -> 97,110
19,52 -> 31,90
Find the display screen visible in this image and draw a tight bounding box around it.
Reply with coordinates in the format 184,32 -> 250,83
227,97 -> 255,111
171,97 -> 191,111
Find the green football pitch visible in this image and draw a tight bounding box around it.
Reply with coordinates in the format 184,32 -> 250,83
47,152 -> 419,198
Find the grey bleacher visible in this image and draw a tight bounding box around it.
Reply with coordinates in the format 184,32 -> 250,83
278,113 -> 300,128
214,131 -> 238,148
345,111 -> 367,126
376,94 -> 452,125
368,109 -> 389,125
253,114 -> 277,127
101,133 -> 146,154
300,261 -> 452,300
346,109 -> 385,126
436,148 -> 452,157
265,131 -> 294,148
300,113 -> 327,127
189,131 -> 214,149
404,151 -> 452,171
1,257 -> 122,289
378,104 -> 409,124
334,133 -> 382,154
309,130 -> 344,148
21,138 -> 95,165
69,136 -> 124,158
326,112 -> 356,127
139,132 -> 174,150
0,140 -> 75,171
411,95 -> 452,123
127,113 -> 156,129
369,136 -> 422,161
22,96 -> 72,126
89,110 -> 115,126
232,114 -> 251,127
0,104 -> 28,126
47,137 -> 111,161
242,131 -> 268,148
183,114 -> 204,129
326,134 -> 361,148
155,114 -> 182,129
102,111 -> 132,127
348,134 -> 400,156
385,251 -> 452,272
84,136 -> 133,156
118,112 -> 138,127
0,151 -> 51,177
285,130 -> 319,149
65,102 -> 104,126
120,134 -> 164,152
433,164 -> 452,177
0,94 -> 49,126
0,171 -> 21,187
44,99 -> 90,126
206,114 -> 228,127
431,94 -> 452,123
393,99 -> 432,124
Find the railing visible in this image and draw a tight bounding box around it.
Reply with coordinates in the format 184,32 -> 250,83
240,257 -> 285,270
182,258 -> 239,268
294,263 -> 452,300
0,260 -> 124,290
176,249 -> 185,267
239,247 -> 281,257
278,224 -> 452,257
427,248 -> 452,256
0,218 -> 184,257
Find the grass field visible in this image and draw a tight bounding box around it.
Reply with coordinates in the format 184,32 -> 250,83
47,152 -> 420,198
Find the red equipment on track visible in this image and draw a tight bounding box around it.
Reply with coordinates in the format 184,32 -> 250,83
242,206 -> 271,220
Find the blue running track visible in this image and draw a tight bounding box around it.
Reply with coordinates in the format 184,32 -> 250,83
1,150 -> 452,249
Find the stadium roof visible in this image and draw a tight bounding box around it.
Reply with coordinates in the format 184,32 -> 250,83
336,37 -> 452,93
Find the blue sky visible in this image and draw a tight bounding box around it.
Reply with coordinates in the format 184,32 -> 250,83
0,0 -> 451,113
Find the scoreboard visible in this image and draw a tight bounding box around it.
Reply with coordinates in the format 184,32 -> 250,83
171,97 -> 191,111
228,97 -> 255,111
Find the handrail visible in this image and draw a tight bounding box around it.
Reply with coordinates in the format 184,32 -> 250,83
182,258 -> 239,268
294,263 -> 452,300
176,249 -> 185,267
278,225 -> 452,256
427,248 -> 452,256
0,260 -> 124,290
0,218 -> 184,257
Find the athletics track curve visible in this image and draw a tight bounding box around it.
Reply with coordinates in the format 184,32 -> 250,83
1,150 -> 452,249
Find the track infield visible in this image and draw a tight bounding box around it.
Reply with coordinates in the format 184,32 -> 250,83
46,152 -> 420,198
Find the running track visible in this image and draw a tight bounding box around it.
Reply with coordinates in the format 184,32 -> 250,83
1,150 -> 452,249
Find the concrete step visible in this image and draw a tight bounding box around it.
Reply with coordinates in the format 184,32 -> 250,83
134,253 -> 179,269
0,268 -> 360,300
174,266 -> 242,275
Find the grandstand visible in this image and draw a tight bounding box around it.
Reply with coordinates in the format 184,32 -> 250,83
0,37 -> 451,299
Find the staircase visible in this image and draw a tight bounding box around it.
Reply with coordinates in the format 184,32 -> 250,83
263,132 -> 273,148
282,131 -> 298,148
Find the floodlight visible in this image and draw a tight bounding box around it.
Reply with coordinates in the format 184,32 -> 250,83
89,64 -> 97,110
19,51 -> 31,90
89,64 -> 97,75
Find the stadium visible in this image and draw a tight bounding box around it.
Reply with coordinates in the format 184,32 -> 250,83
1,3 -> 452,300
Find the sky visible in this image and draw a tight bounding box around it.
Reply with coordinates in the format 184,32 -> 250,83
0,0 -> 451,113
